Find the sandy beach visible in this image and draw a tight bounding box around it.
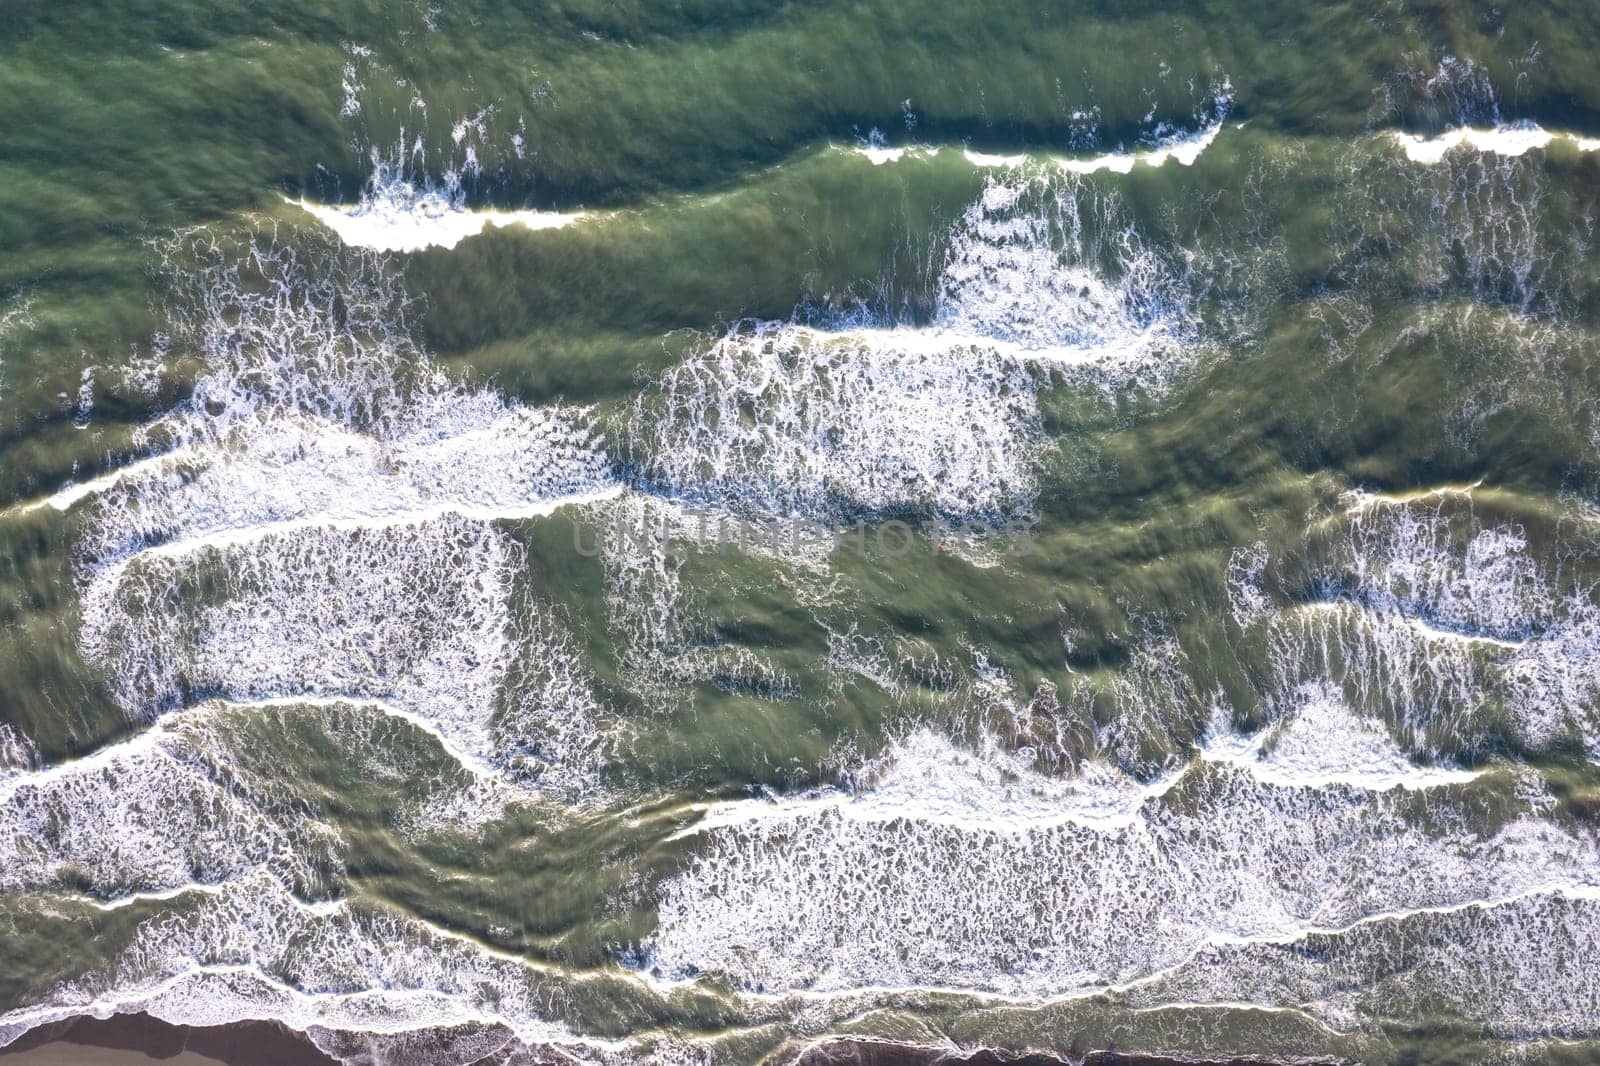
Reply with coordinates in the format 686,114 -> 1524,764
0,1014 -> 337,1066
2,1019 -> 1328,1066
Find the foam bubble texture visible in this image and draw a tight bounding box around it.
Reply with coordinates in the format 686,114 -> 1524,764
67,233 -> 618,801
633,177 -> 1194,524
936,176 -> 1190,380
2,873 -> 590,1051
0,729 -> 325,899
635,324 -> 1042,521
1260,499 -> 1600,759
1126,889 -> 1600,1037
651,727 -> 1596,997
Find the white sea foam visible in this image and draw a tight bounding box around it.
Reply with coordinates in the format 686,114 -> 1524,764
1327,153 -> 1560,320
634,176 -> 1191,523
293,195 -> 587,253
1201,682 -> 1480,790
634,324 -> 1044,521
1341,506 -> 1550,643
677,730 -> 1180,840
1501,595 -> 1600,758
76,410 -> 616,569
1389,123 -> 1600,165
80,470 -> 617,800
58,234 -> 619,802
1225,541 -> 1272,627
0,873 -> 613,1055
934,176 -> 1190,376
1125,888 -> 1600,1037
84,518 -> 513,744
1259,498 -> 1600,759
1085,630 -> 1206,777
651,724 -> 1592,998
0,749 -> 292,900
0,690 -> 648,1059
0,694 -> 547,906
0,708 -> 333,900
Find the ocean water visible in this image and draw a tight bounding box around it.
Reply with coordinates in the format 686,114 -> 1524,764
3,3 -> 1600,1063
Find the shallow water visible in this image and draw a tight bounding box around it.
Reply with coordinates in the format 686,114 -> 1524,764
3,3 -> 1600,1063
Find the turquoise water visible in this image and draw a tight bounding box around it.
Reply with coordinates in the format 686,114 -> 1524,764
3,2 -> 1600,1062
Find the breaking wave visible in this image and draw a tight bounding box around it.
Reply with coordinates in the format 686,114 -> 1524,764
650,723 -> 1594,1000
1250,494 -> 1600,760
64,231 -> 619,799
633,175 -> 1195,523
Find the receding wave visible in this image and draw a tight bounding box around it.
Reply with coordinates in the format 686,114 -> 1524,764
650,723 -> 1592,999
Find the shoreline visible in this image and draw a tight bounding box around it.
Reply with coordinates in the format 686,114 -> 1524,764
0,1015 -> 1331,1066
796,1039 -> 1334,1066
0,1014 -> 338,1066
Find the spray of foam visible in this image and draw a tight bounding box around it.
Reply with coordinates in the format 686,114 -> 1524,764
294,177 -> 586,253
650,724 -> 1596,999
0,708 -> 340,902
0,724 -> 38,781
952,78 -> 1233,174
0,872 -> 600,1055
1254,497 -> 1600,760
1376,52 -> 1600,164
1389,122 -> 1600,165
892,108 -> 1227,174
1136,81 -> 1233,165
634,176 -> 1192,524
1125,888 -> 1600,1038
303,52 -> 582,252
67,232 -> 618,801
634,324 -> 1043,522
812,628 -> 1092,777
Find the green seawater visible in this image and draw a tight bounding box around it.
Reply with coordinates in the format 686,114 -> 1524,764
3,2 -> 1600,1063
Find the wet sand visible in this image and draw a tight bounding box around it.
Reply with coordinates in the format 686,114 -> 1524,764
1,1016 -> 1329,1066
0,1014 -> 337,1066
